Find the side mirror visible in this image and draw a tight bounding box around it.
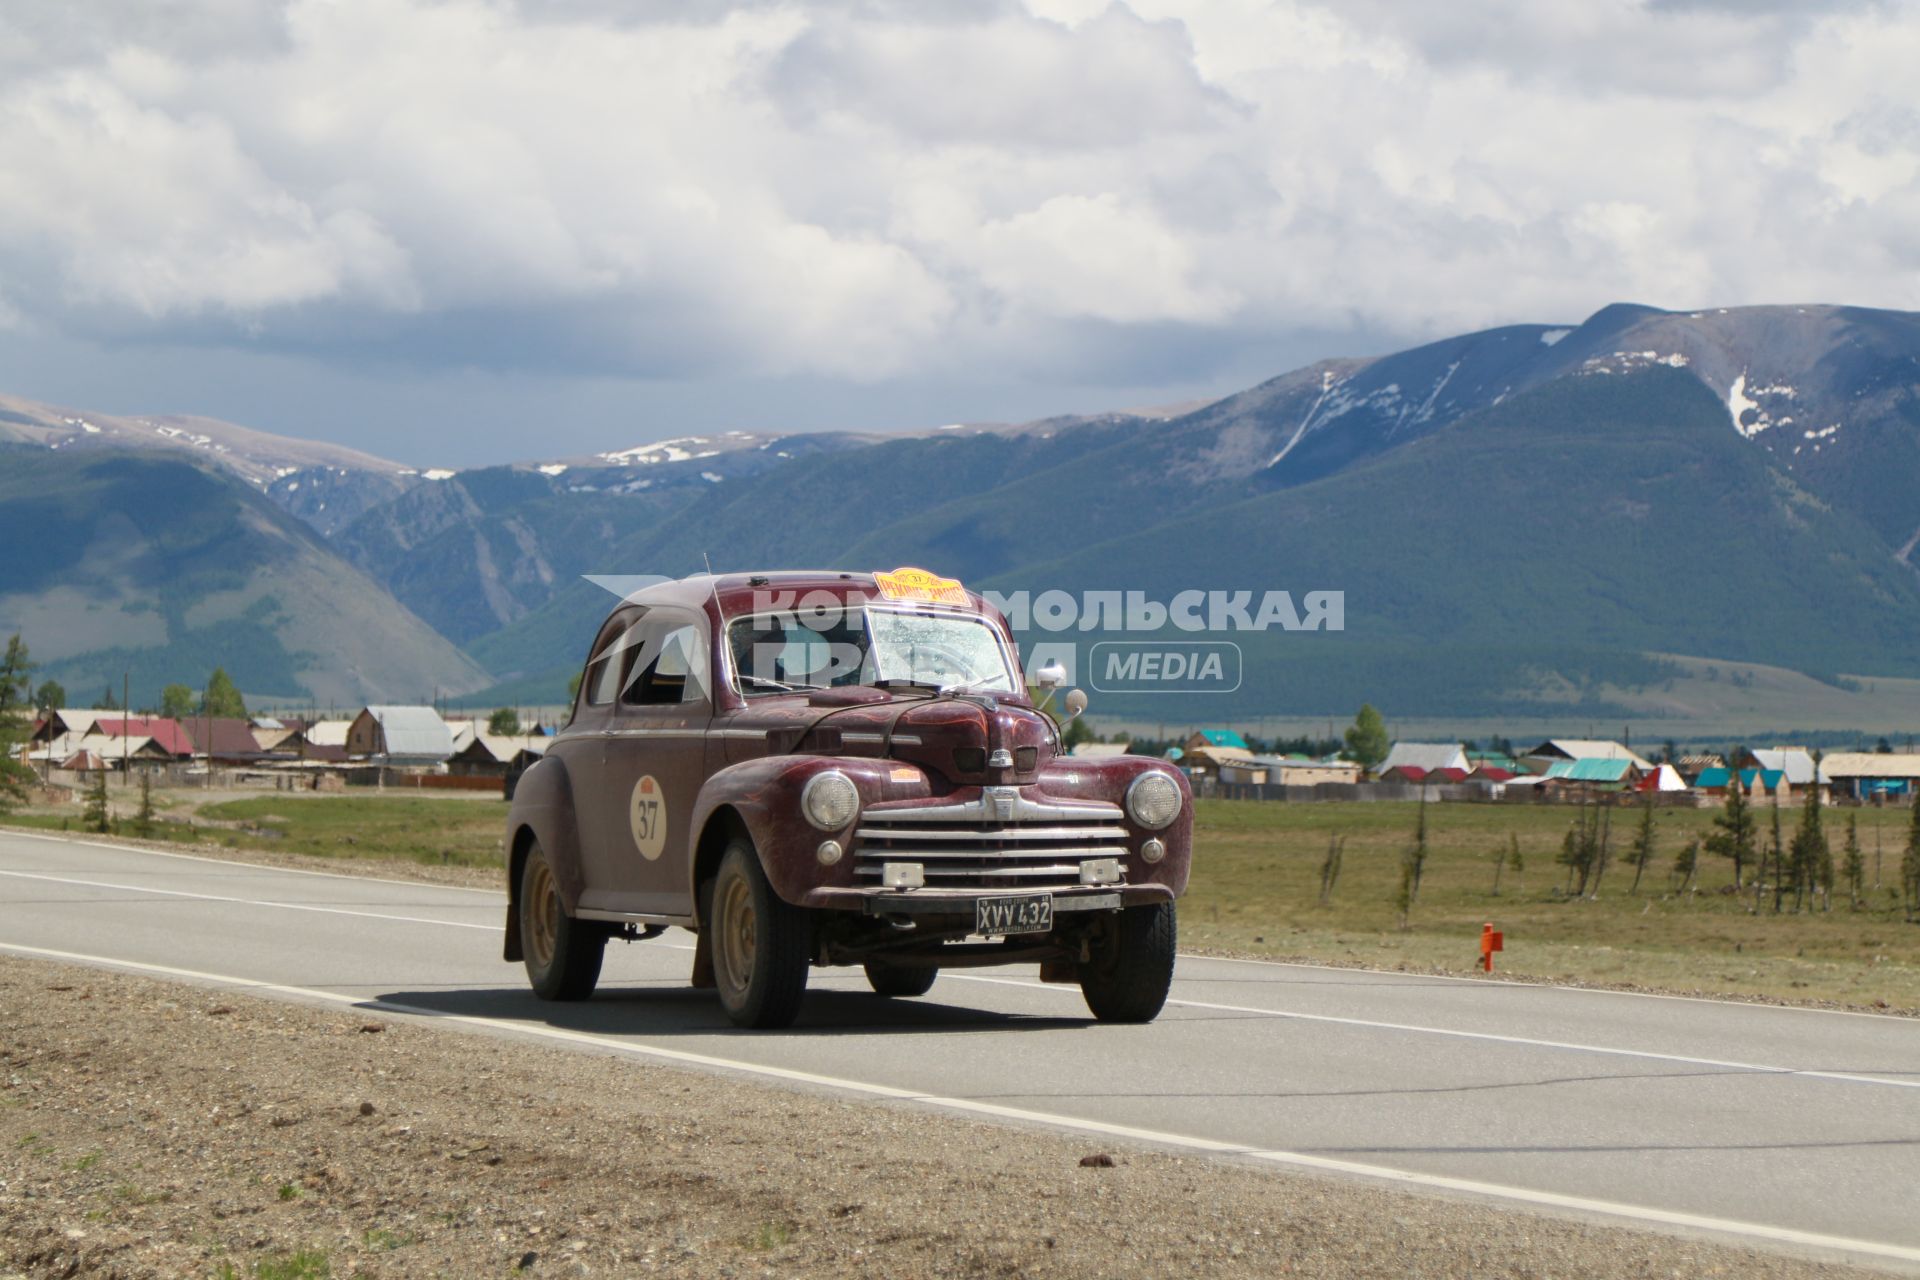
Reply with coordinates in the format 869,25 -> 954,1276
1062,688 -> 1088,722
1033,660 -> 1067,691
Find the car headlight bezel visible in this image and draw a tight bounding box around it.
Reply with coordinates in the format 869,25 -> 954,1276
802,770 -> 860,831
1126,771 -> 1182,831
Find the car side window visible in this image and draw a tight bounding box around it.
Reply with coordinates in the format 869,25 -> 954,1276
621,621 -> 710,707
583,614 -> 645,707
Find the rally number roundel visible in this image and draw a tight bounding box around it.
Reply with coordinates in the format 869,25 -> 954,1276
629,775 -> 667,862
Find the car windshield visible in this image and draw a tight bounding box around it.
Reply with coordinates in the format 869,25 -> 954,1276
727,606 -> 1016,695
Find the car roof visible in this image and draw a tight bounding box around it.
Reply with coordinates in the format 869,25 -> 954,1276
603,571 -> 996,620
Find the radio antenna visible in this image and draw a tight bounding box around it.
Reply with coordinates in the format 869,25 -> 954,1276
702,551 -> 713,575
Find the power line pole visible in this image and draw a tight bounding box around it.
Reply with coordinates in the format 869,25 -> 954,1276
121,671 -> 129,787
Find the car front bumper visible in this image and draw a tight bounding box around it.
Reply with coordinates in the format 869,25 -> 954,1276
800,884 -> 1173,915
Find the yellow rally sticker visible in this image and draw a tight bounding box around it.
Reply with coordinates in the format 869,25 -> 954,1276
873,566 -> 968,605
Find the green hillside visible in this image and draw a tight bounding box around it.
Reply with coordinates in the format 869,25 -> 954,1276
0,448 -> 490,706
1003,368 -> 1920,715
463,368 -> 1920,717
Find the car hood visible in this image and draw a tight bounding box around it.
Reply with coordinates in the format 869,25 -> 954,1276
740,691 -> 1058,788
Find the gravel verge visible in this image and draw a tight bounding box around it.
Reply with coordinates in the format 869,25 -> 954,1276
0,955 -> 1887,1280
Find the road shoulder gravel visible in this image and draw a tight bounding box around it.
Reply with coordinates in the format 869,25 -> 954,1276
0,954 -> 1884,1280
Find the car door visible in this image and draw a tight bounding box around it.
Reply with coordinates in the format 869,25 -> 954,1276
598,607 -> 712,918
569,607 -> 645,915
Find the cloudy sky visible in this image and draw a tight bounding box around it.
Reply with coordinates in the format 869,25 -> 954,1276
1,0 -> 1916,466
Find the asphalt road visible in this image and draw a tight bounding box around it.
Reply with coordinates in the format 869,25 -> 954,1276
4,828 -> 1918,1270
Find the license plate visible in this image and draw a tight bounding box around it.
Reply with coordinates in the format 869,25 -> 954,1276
975,893 -> 1053,936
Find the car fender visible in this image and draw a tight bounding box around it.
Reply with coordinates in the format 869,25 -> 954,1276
689,755 -> 913,906
502,754 -> 586,960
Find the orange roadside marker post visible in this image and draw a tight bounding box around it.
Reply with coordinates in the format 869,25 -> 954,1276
1479,922 -> 1504,973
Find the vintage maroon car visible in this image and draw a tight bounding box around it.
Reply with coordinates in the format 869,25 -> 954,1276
503,569 -> 1193,1028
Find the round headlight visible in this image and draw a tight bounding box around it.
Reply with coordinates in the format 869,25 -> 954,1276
1126,771 -> 1182,830
802,771 -> 859,831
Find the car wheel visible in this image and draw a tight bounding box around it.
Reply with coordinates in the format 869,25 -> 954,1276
709,840 -> 811,1029
520,840 -> 606,1001
1078,902 -> 1176,1024
863,962 -> 937,997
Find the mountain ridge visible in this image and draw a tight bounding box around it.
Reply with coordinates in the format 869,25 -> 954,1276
4,300 -> 1918,717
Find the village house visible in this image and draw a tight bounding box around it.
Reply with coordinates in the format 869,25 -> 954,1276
345,706 -> 455,765
183,717 -> 275,765
1819,753 -> 1920,802
1538,757 -> 1639,795
1182,729 -> 1250,756
1675,753 -> 1725,782
1255,756 -> 1362,787
1735,748 -> 1827,802
1691,765 -> 1787,803
1182,742 -> 1264,785
1635,763 -> 1688,794
1524,739 -> 1655,773
448,732 -> 550,779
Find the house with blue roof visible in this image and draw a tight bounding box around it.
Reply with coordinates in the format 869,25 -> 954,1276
1692,766 -> 1787,801
1184,729 -> 1250,755
1540,757 -> 1639,793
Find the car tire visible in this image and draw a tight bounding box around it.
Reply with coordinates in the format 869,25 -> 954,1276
863,962 -> 937,997
709,840 -> 811,1029
1078,902 -> 1176,1024
519,840 -> 606,1001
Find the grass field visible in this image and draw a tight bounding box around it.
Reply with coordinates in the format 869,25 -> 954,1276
6,788 -> 1917,1011
1,791 -> 507,869
1183,797 -> 1920,1011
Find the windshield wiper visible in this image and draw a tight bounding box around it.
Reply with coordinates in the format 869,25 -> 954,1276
740,674 -> 824,693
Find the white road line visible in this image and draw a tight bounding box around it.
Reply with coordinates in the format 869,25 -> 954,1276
1192,951 -> 1920,1024
4,859 -> 1916,1091
0,868 -> 496,932
2,939 -> 1917,1270
944,973 -> 1920,1091
0,827 -> 502,895
8,826 -> 1913,1027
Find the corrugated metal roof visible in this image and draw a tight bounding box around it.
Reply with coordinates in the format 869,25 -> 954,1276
1636,764 -> 1687,792
95,716 -> 195,757
363,706 -> 454,760
1747,749 -> 1818,785
1818,753 -> 1920,780
304,721 -> 351,748
1196,729 -> 1249,750
1561,757 -> 1633,783
184,717 -> 270,757
455,732 -> 550,764
1530,739 -> 1654,771
1693,766 -> 1732,788
1380,742 -> 1469,773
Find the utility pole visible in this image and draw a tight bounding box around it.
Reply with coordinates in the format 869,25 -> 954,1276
204,684 -> 212,793
121,671 -> 129,786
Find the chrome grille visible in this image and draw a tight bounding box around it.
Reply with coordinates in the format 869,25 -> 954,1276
854,789 -> 1128,890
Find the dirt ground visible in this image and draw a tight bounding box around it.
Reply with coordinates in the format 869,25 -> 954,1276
0,954 -> 1888,1280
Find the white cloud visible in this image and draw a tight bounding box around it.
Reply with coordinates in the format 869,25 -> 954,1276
0,0 -> 1916,385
